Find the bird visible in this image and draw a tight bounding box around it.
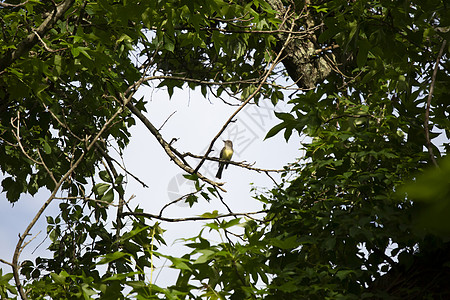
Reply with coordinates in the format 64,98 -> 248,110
216,140 -> 233,179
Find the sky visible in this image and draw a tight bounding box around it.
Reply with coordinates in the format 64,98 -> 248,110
119,83 -> 304,286
0,80 -> 304,288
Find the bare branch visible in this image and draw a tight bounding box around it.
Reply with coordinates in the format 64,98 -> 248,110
37,149 -> 57,185
0,1 -> 29,7
95,142 -> 149,188
32,30 -> 67,53
265,171 -> 282,188
215,187 -> 234,215
122,210 -> 268,223
194,9 -> 299,174
158,191 -> 200,217
314,44 -> 340,54
126,102 -> 228,192
0,258 -> 13,267
12,79 -> 135,300
10,113 -> 58,185
158,111 -> 177,131
42,103 -> 83,141
183,152 -> 284,173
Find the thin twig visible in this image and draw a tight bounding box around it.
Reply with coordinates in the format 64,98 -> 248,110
214,187 -> 234,215
0,0 -> 30,7
265,171 -> 281,188
37,149 -> 57,185
314,44 -> 339,54
126,102 -> 227,192
158,111 -> 177,131
32,30 -> 67,53
12,72 -> 134,300
94,143 -> 149,188
122,210 -> 267,223
42,103 -> 83,141
158,191 -> 200,217
194,8 -> 299,174
0,258 -> 13,267
184,152 -> 284,173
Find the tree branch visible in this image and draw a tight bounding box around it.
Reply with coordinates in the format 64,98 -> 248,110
193,8 -> 299,174
12,81 -> 135,300
122,210 -> 267,223
424,40 -> 446,168
0,1 -> 30,7
158,191 -> 200,217
125,102 -> 227,192
126,75 -> 258,94
0,0 -> 75,71
0,258 -> 13,267
183,152 -> 284,173
32,30 -> 67,53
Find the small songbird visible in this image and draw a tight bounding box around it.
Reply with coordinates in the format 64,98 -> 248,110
216,140 -> 233,179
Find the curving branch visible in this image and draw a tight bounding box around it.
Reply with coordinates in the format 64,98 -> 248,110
125,102 -> 227,192
10,112 -> 57,185
32,30 -> 67,53
0,1 -> 29,7
11,86 -> 135,300
193,8 -> 299,175
158,191 -> 200,217
122,210 -> 268,223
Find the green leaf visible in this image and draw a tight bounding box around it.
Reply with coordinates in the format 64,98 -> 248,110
164,36 -> 175,52
221,218 -> 241,229
269,235 -> 298,250
194,249 -> 216,264
265,122 -> 287,139
103,272 -> 140,282
99,170 -> 112,183
101,188 -> 114,203
166,256 -> 192,271
93,183 -> 110,197
200,210 -> 219,218
97,252 -> 130,265
118,225 -> 150,243
356,39 -> 370,68
50,271 -> 68,285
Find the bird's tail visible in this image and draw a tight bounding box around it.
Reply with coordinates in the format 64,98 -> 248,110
216,163 -> 224,179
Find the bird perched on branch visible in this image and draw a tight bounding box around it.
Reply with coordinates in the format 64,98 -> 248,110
216,140 -> 233,179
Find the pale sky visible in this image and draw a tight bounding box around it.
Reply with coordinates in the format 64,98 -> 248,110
0,82 -> 304,288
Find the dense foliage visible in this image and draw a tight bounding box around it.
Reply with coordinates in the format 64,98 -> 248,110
0,0 -> 449,299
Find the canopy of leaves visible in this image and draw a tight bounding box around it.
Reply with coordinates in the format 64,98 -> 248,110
260,0 -> 450,298
0,0 -> 449,299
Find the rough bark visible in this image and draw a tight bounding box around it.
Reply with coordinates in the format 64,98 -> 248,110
267,0 -> 333,89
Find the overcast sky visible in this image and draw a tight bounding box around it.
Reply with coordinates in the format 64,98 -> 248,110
0,81 -> 304,288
